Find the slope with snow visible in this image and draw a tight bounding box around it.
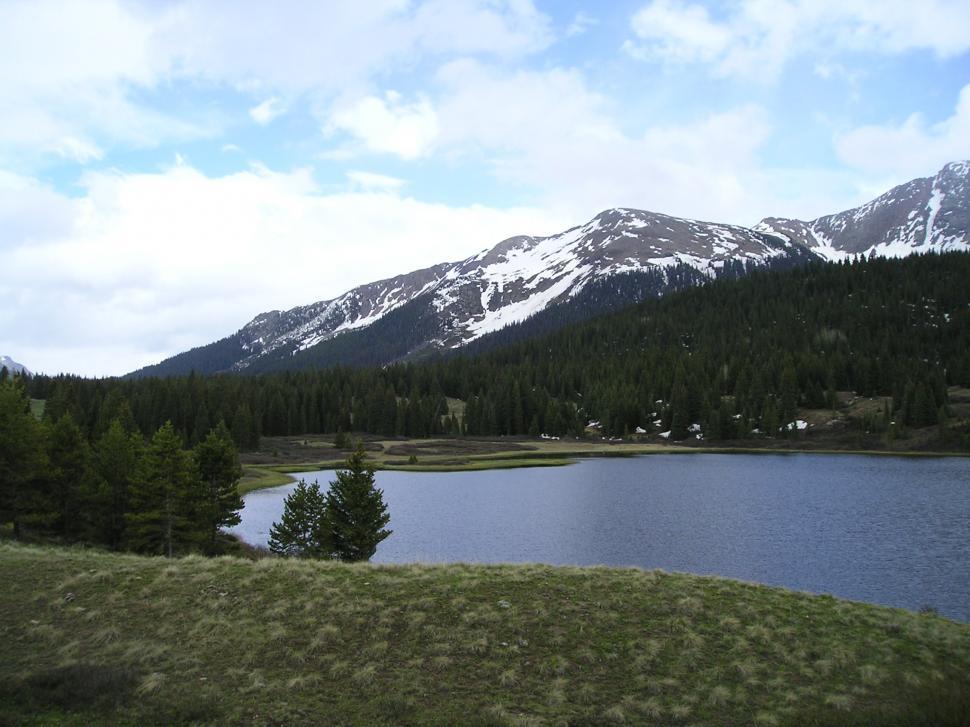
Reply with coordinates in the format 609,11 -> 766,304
757,162 -> 970,261
133,161 -> 970,376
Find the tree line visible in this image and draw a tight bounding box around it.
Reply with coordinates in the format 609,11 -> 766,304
17,252 -> 970,448
0,377 -> 243,555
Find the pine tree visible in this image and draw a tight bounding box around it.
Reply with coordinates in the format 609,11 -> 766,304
761,397 -> 780,437
268,479 -> 329,557
322,443 -> 391,562
46,413 -> 96,539
194,421 -> 244,553
231,403 -> 259,451
779,364 -> 799,425
93,419 -> 142,549
333,429 -> 351,449
0,380 -> 48,538
126,421 -> 201,556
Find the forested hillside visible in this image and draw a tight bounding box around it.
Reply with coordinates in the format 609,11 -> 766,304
23,253 -> 970,448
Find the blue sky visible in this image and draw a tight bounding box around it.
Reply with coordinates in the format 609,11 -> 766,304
1,0 -> 969,376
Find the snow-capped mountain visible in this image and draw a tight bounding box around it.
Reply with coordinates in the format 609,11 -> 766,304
755,161 -> 970,260
131,162 -> 970,377
0,356 -> 31,376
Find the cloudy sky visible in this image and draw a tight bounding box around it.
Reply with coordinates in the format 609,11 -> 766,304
2,0 -> 969,377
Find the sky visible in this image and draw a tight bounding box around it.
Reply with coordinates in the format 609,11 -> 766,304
1,0 -> 969,377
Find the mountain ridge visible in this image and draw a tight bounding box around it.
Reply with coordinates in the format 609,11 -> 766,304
131,161 -> 970,378
0,356 -> 30,377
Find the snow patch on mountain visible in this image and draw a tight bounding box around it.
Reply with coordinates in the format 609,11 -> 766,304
135,161 -> 970,377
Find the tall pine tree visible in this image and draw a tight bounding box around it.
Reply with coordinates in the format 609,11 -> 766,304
93,418 -> 142,550
322,443 -> 391,562
268,480 -> 329,557
126,422 -> 201,556
194,421 -> 244,553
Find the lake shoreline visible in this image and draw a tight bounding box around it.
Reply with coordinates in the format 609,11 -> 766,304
241,440 -> 970,494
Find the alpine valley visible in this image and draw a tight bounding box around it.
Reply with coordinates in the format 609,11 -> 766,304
132,161 -> 970,377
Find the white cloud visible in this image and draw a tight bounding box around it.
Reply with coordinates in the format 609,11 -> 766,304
0,0 -> 210,166
0,0 -> 552,168
249,97 -> 286,125
565,11 -> 597,38
48,137 -> 104,164
0,164 -> 567,376
327,92 -> 439,159
159,0 -> 551,92
625,0 -> 730,63
346,170 -> 406,191
835,84 -> 970,179
624,0 -> 970,81
433,61 -> 806,223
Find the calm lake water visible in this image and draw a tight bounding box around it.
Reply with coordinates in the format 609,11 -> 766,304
230,454 -> 970,621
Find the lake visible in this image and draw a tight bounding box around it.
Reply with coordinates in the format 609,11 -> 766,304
229,453 -> 970,621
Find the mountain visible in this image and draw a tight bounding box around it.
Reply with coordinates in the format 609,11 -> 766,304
54,251 -> 970,449
756,161 -> 970,260
0,356 -> 30,377
130,162 -> 970,378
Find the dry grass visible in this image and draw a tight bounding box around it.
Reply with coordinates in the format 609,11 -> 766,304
1,542 -> 969,725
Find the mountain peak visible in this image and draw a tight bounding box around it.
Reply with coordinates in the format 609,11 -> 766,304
130,163 -> 970,378
940,160 -> 970,177
0,355 -> 31,376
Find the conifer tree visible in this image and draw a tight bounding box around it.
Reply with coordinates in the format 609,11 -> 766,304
0,380 -> 48,538
322,442 -> 391,562
780,364 -> 800,424
194,421 -> 244,553
93,418 -> 142,549
268,479 -> 329,557
126,421 -> 201,556
46,413 -> 96,539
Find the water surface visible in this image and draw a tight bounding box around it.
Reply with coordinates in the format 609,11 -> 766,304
230,454 -> 970,621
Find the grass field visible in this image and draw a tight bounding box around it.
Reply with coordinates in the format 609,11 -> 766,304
1,543 -> 968,725
238,467 -> 298,495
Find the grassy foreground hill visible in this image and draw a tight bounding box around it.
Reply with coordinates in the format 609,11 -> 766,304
1,543 -> 969,726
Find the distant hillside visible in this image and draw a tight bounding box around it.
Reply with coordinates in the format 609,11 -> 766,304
131,161 -> 970,377
29,252 -> 970,452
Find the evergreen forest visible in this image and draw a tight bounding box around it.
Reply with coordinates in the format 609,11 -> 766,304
13,252 -> 970,452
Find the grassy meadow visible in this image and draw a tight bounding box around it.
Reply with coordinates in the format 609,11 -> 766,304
1,543 -> 969,725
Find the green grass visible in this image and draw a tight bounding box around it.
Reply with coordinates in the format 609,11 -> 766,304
1,543 -> 968,725
238,467 -> 295,495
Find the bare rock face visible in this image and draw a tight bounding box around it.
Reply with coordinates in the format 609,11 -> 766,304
133,162 -> 970,377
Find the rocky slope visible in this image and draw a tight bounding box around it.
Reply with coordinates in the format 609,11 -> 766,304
131,162 -> 970,377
